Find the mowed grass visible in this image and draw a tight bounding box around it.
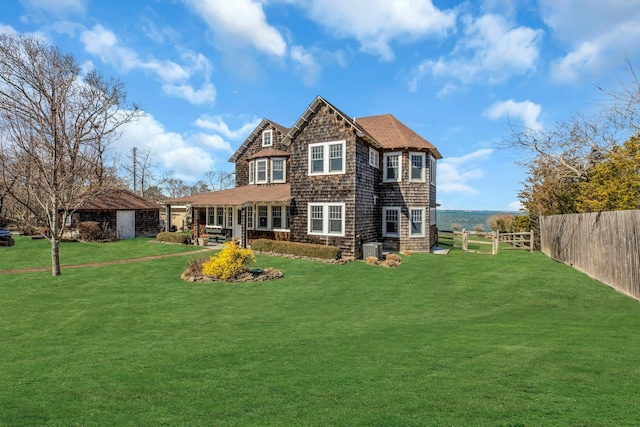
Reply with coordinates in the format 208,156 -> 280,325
0,235 -> 202,270
2,243 -> 640,426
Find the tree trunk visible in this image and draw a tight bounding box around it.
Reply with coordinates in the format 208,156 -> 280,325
51,237 -> 61,276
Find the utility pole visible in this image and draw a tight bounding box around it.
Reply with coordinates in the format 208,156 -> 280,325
132,146 -> 137,193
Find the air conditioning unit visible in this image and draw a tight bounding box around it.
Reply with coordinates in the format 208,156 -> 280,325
362,242 -> 383,260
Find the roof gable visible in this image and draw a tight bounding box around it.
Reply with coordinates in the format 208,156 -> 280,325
282,96 -> 381,148
229,119 -> 289,163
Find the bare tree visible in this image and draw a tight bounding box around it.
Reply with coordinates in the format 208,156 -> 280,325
0,33 -> 141,276
205,170 -> 235,191
118,146 -> 158,196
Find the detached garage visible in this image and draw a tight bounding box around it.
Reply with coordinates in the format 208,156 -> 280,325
70,188 -> 161,239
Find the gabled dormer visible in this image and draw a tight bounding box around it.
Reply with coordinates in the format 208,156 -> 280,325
230,119 -> 290,186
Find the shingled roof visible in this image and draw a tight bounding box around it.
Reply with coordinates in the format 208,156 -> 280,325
356,114 -> 442,159
76,188 -> 160,211
229,119 -> 290,163
162,184 -> 291,207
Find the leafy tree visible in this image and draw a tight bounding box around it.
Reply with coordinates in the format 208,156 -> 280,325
0,33 -> 140,276
576,134 -> 640,212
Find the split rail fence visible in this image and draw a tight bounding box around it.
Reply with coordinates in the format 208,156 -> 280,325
540,210 -> 640,300
437,230 -> 533,254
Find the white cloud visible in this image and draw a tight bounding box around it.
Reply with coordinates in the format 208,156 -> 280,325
290,45 -> 321,86
79,24 -> 215,104
438,148 -> 493,195
508,200 -> 523,211
540,0 -> 640,82
115,114 -> 234,183
409,13 -> 542,90
484,99 -> 542,131
183,0 -> 287,57
193,115 -> 262,140
298,0 -> 456,62
0,24 -> 17,35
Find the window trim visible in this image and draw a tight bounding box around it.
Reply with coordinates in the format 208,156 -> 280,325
257,205 -> 269,229
247,206 -> 254,229
410,152 -> 426,182
430,154 -> 437,186
271,158 -> 286,183
382,206 -> 401,238
383,152 -> 402,183
308,140 -> 346,176
307,202 -> 345,237
409,207 -> 425,237
262,129 -> 272,147
369,147 -> 379,168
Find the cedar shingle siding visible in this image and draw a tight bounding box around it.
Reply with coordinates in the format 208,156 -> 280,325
163,96 -> 442,257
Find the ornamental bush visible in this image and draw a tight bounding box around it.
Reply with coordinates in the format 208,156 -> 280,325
251,239 -> 341,260
156,231 -> 191,244
202,242 -> 256,281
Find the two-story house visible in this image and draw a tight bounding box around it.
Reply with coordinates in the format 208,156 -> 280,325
163,96 -> 442,257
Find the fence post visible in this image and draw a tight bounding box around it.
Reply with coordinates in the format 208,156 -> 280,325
529,230 -> 534,253
462,229 -> 468,251
492,231 -> 498,254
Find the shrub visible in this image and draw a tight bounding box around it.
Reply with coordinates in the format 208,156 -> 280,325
77,221 -> 102,241
473,224 -> 485,232
487,214 -> 516,232
157,231 -> 191,244
202,242 -> 256,281
365,256 -> 378,265
381,253 -> 402,268
251,239 -> 341,260
451,223 -> 463,231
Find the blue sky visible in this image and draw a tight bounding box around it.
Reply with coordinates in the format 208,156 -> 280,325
3,0 -> 640,211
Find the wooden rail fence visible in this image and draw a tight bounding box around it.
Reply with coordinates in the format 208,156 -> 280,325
540,210 -> 640,300
437,230 -> 533,254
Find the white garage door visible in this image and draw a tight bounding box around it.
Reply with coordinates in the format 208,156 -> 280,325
116,210 -> 136,239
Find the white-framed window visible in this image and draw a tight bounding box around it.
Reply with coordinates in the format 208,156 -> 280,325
247,206 -> 254,229
308,140 -> 346,175
409,207 -> 425,237
271,158 -> 286,183
256,159 -> 268,184
216,207 -> 224,227
257,205 -> 268,229
262,129 -> 272,147
410,152 -> 425,182
383,207 -> 400,237
272,206 -> 282,229
383,152 -> 401,182
307,203 -> 345,236
430,154 -> 437,186
227,207 -> 233,228
286,206 -> 291,230
207,207 -> 215,226
369,147 -> 379,168
430,207 -> 437,226
249,161 -> 255,184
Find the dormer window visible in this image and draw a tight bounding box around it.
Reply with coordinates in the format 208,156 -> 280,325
262,129 -> 272,147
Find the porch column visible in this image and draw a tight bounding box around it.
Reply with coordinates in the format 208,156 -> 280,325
241,206 -> 247,249
193,206 -> 199,243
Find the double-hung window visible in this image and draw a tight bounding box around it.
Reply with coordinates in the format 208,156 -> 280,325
409,208 -> 425,237
383,152 -> 401,182
227,207 -> 233,228
272,206 -> 282,229
216,207 -> 224,227
207,207 -> 215,226
308,203 -> 345,236
262,129 -> 272,147
410,152 -> 425,182
308,140 -> 345,175
383,207 -> 400,237
256,159 -> 268,184
258,206 -> 268,229
249,161 -> 255,184
369,147 -> 379,168
271,158 -> 285,183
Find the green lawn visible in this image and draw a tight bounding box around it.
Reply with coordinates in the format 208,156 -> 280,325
1,242 -> 640,426
0,235 -> 202,270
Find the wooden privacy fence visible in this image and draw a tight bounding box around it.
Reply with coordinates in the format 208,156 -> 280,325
540,210 -> 640,300
438,230 -> 533,254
